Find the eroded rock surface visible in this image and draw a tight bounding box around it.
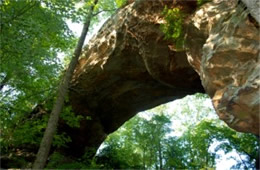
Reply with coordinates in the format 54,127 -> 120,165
242,0 -> 260,24
68,0 -> 202,157
186,0 -> 259,134
67,0 -> 259,157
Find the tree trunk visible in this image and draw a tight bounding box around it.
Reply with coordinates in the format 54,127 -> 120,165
0,75 -> 9,91
158,141 -> 163,170
255,135 -> 260,169
256,151 -> 259,169
143,147 -> 146,169
32,0 -> 99,168
236,151 -> 248,169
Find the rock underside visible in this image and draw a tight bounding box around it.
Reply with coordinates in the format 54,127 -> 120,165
66,0 -> 259,157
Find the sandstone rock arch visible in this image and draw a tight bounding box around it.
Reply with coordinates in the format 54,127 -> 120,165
65,0 -> 259,157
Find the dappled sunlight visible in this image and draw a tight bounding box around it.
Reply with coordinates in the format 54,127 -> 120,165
1,0 -> 259,169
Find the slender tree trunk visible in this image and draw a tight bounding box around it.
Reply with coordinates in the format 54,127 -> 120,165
143,147 -> 146,169
236,151 -> 248,169
149,151 -> 153,169
158,141 -> 163,170
255,137 -> 260,169
256,151 -> 259,169
32,0 -> 99,168
0,75 -> 9,91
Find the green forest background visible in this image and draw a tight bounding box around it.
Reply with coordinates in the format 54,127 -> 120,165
0,0 -> 259,169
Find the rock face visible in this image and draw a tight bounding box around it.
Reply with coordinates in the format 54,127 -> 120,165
67,0 -> 259,157
68,0 -> 202,157
186,0 -> 259,134
241,0 -> 260,24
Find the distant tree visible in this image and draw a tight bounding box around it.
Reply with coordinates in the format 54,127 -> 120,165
165,94 -> 259,169
0,0 -> 127,168
98,94 -> 259,169
33,0 -> 128,168
0,1 -> 77,166
97,106 -> 172,169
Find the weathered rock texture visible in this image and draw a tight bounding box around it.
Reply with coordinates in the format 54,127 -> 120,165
186,0 -> 259,135
242,0 -> 260,24
67,0 -> 259,157
68,0 -> 202,157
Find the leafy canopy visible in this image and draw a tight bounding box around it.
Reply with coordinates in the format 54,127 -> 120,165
0,0 -> 129,168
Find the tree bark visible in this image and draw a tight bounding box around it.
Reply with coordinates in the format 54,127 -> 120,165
143,148 -> 146,169
32,0 -> 99,168
158,141 -> 163,170
0,75 -> 9,91
256,151 -> 259,169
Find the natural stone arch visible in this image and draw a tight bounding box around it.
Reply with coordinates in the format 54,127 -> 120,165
65,0 -> 259,158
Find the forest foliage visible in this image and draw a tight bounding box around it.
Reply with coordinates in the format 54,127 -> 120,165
161,6 -> 185,48
1,0 -> 77,157
0,0 -> 259,169
44,94 -> 259,169
0,0 -> 127,168
93,94 -> 259,169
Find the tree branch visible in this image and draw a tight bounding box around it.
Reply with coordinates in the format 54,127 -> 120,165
236,151 -> 249,169
0,75 -> 9,91
11,1 -> 38,21
1,1 -> 38,32
92,8 -> 117,17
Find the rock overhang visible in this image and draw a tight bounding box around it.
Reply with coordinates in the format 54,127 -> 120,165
66,0 -> 259,157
